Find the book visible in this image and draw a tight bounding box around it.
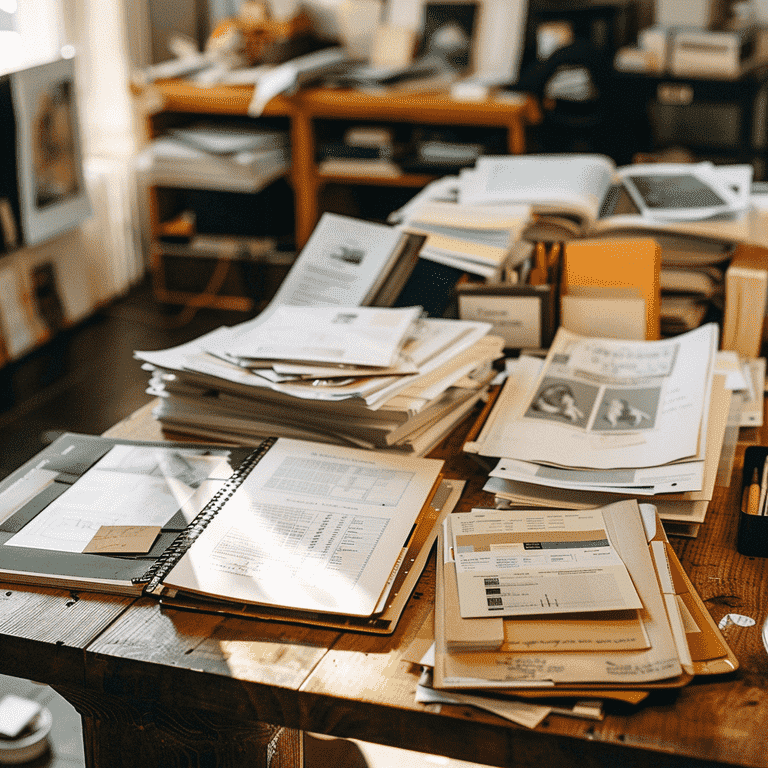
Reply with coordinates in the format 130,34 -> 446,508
0,433 -> 446,630
455,155 -> 752,244
561,237 -> 661,340
721,243 -> 768,358
265,212 -> 426,311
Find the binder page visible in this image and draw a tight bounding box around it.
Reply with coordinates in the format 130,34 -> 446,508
161,438 -> 444,616
5,445 -> 234,553
451,507 -> 642,618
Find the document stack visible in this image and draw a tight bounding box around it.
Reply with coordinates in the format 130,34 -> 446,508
136,305 -> 504,456
464,323 -> 730,537
390,182 -> 533,281
136,122 -> 291,193
409,498 -> 737,720
390,156 -> 754,335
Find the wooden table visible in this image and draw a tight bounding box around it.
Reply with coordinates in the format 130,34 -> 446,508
6,398 -> 768,768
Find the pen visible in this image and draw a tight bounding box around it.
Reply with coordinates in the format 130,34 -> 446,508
746,466 -> 761,516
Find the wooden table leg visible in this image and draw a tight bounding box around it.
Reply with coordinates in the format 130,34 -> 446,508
51,684 -> 304,768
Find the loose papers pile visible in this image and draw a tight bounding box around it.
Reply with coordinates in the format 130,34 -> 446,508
388,176 -> 534,281
137,305 -> 504,455
136,123 -> 291,193
464,323 -> 730,537
414,498 -> 737,723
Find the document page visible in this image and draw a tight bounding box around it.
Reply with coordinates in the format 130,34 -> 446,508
458,154 -> 615,227
450,507 -> 642,618
267,212 -> 407,310
5,446 -> 233,553
482,324 -> 717,469
214,305 -> 422,368
160,438 -> 444,616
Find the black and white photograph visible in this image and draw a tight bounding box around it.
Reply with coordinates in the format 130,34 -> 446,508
594,386 -> 661,431
524,377 -> 598,428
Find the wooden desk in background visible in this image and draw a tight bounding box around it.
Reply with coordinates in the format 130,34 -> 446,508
135,81 -> 541,311
6,398 -> 768,768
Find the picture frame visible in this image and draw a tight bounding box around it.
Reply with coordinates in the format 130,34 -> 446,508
456,283 -> 555,350
387,0 -> 528,80
10,57 -> 91,247
418,1 -> 480,72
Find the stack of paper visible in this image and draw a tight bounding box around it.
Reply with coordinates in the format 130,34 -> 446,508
137,307 -> 504,456
393,194 -> 533,281
464,324 -> 731,537
421,499 -> 737,708
136,123 -> 291,193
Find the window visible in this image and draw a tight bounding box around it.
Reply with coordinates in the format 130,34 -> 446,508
0,0 -> 62,71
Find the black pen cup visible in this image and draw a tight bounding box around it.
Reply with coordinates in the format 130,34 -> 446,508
737,446 -> 768,557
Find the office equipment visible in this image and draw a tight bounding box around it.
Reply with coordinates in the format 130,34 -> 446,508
670,27 -> 755,80
0,432 -> 444,628
746,466 -> 761,516
738,446 -> 768,556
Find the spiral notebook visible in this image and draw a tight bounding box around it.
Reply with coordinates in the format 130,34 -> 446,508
0,433 -> 446,627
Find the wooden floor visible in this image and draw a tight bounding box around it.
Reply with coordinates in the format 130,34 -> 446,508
0,279 -> 250,481
0,280 -> 490,768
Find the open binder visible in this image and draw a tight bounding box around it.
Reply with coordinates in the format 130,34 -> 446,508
0,433 -> 452,633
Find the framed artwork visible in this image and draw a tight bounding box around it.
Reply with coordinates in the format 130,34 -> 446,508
456,283 -> 555,350
387,0 -> 528,80
419,1 -> 479,72
10,57 -> 91,247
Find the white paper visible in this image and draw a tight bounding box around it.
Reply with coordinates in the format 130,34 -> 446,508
484,324 -> 717,469
216,305 -> 421,367
160,437 -> 443,616
450,508 -> 642,618
490,456 -> 705,495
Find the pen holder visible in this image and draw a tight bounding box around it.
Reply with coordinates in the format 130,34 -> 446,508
737,446 -> 768,557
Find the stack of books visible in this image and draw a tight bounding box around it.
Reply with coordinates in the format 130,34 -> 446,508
137,122 -> 291,193
412,498 -> 737,714
394,197 -> 534,281
464,323 -> 729,538
388,175 -> 534,282
389,156 -> 755,335
137,305 -> 504,456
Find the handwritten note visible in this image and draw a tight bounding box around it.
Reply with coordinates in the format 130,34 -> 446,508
83,525 -> 161,554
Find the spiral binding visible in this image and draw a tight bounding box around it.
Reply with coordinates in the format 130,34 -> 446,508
134,436 -> 278,593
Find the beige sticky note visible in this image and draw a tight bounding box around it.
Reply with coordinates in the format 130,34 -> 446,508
83,526 -> 162,554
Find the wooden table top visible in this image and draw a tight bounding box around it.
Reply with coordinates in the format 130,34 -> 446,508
6,398 -> 768,768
